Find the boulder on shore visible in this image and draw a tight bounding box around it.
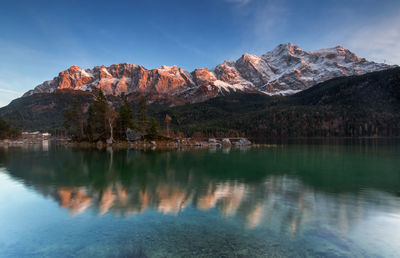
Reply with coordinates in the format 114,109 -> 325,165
126,128 -> 143,142
96,140 -> 104,149
233,138 -> 252,146
208,138 -> 217,143
222,138 -> 232,146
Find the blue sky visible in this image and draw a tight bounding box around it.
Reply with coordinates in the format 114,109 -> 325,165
0,0 -> 399,106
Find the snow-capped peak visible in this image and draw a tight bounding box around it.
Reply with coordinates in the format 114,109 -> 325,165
23,44 -> 395,102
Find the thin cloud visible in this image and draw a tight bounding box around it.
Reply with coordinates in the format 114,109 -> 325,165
252,1 -> 287,37
0,88 -> 21,107
227,0 -> 289,55
317,11 -> 400,65
0,88 -> 21,95
224,0 -> 251,5
148,22 -> 208,59
344,16 -> 400,65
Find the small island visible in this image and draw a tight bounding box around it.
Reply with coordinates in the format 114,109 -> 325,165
62,90 -> 253,149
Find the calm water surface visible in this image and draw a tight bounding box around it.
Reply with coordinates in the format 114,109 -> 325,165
0,141 -> 400,257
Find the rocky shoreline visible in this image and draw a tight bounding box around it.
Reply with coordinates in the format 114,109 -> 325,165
0,138 -> 50,146
72,137 -> 254,149
0,137 -> 262,150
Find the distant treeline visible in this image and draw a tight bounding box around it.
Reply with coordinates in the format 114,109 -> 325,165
0,117 -> 20,139
159,103 -> 400,138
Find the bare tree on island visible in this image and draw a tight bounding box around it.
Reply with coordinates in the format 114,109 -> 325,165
105,107 -> 117,144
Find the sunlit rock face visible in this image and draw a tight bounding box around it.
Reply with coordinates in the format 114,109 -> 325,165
192,68 -> 217,87
214,61 -> 242,85
23,43 -> 394,101
152,65 -> 195,93
235,54 -> 273,87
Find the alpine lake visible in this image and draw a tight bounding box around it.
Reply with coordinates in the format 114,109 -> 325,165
0,139 -> 400,257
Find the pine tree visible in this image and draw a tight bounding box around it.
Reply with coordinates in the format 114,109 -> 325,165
165,114 -> 172,137
64,99 -> 86,141
116,98 -> 135,140
87,90 -> 108,141
147,117 -> 160,139
137,97 -> 148,133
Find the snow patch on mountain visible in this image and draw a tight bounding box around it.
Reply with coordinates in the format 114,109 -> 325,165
264,89 -> 302,96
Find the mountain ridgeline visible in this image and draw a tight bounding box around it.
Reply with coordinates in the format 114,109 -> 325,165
22,43 -> 392,104
1,67 -> 399,138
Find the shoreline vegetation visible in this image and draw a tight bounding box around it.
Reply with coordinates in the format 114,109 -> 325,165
0,117 -> 20,140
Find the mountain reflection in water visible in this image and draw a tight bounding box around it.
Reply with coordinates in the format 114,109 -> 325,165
1,143 -> 399,238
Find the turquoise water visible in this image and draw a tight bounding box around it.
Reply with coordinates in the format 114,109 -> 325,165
0,142 -> 400,257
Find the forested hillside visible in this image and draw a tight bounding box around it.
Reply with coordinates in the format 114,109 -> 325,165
157,68 -> 400,138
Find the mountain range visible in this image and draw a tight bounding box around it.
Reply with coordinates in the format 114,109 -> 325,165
23,43 -> 392,104
1,43 -> 399,137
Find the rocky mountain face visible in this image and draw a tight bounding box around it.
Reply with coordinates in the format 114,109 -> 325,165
23,43 -> 393,103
